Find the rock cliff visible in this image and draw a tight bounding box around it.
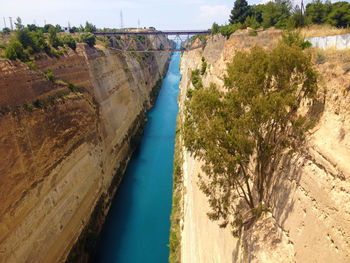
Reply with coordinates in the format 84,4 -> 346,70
0,43 -> 170,263
177,30 -> 350,262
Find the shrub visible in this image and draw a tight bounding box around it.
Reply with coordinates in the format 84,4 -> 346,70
45,69 -> 55,82
84,21 -> 97,32
25,103 -> 34,111
217,23 -> 242,38
281,30 -> 312,50
5,40 -> 28,61
211,22 -> 220,34
316,53 -> 326,64
123,66 -> 131,72
62,34 -> 76,50
48,26 -> 63,49
249,29 -> 258,36
2,27 -> 11,34
301,40 -> 312,49
191,69 -> 203,90
200,57 -> 207,75
80,32 -> 96,47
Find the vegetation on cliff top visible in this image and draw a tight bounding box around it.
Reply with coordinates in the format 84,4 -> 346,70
211,0 -> 350,38
1,18 -> 98,62
183,31 -> 318,235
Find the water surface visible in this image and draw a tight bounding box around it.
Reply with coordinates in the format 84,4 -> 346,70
92,52 -> 181,263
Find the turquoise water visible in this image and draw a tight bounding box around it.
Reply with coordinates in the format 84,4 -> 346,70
92,52 -> 181,263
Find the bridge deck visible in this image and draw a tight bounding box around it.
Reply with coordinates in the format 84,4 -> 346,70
94,30 -> 210,36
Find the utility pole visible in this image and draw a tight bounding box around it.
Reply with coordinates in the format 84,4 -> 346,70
138,18 -> 140,30
9,17 -> 13,30
120,10 -> 124,29
44,19 -> 46,25
300,0 -> 306,27
3,17 -> 6,28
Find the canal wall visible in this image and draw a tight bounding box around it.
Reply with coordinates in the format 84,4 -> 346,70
0,42 -> 170,263
306,33 -> 350,50
177,30 -> 350,262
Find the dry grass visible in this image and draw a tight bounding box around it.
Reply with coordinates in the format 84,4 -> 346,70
301,24 -> 350,38
307,46 -> 350,71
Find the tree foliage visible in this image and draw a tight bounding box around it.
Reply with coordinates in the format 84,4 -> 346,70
15,17 -> 24,30
306,0 -> 350,27
183,32 -> 318,234
212,0 -> 350,37
211,22 -> 220,35
48,26 -> 63,49
3,21 -> 79,61
84,21 -> 97,32
2,27 -> 11,34
5,39 -> 28,61
62,34 -> 77,50
80,32 -> 96,47
230,0 -> 251,24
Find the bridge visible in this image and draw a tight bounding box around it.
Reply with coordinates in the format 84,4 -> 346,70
93,30 -> 211,52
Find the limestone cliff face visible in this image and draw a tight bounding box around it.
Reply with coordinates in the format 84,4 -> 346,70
0,43 -> 170,263
178,30 -> 350,262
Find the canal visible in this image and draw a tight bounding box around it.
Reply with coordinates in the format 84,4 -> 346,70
92,51 -> 181,263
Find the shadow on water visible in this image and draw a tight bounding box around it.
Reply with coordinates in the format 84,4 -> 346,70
91,52 -> 181,263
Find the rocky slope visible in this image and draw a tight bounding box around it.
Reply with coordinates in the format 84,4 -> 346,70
0,43 -> 170,263
177,30 -> 350,262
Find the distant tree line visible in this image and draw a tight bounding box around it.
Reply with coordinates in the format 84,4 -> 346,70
211,0 -> 350,37
1,18 -> 97,61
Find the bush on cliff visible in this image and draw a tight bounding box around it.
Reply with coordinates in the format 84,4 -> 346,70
48,26 -> 63,49
5,39 -> 28,61
80,32 -> 96,47
62,34 -> 77,50
183,32 -> 318,235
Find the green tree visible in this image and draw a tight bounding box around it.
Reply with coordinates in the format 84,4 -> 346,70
16,29 -> 35,49
183,32 -> 317,234
70,26 -> 80,33
62,34 -> 77,50
48,26 -> 63,48
306,0 -> 327,24
244,15 -> 260,29
327,2 -> 350,27
262,0 -> 292,29
5,39 -> 28,60
43,24 -> 53,33
2,27 -> 11,34
230,0 -> 251,24
55,24 -> 63,32
84,21 -> 97,32
27,24 -> 38,31
15,17 -> 24,30
211,22 -> 220,34
80,32 -> 96,47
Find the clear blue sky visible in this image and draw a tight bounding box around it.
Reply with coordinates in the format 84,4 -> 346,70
0,0 -> 331,30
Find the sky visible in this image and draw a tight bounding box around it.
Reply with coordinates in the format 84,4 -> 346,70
0,0 -> 341,30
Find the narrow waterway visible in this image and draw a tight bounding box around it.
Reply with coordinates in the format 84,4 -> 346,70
92,52 -> 181,263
